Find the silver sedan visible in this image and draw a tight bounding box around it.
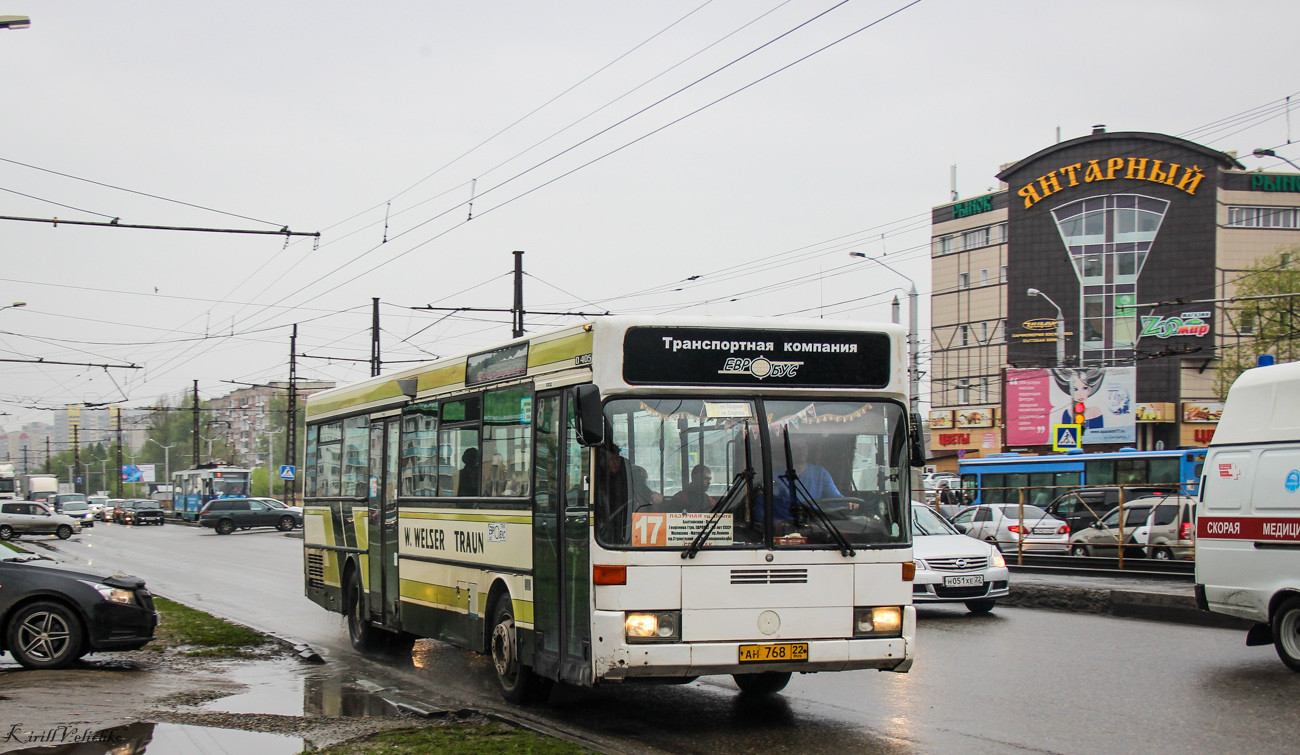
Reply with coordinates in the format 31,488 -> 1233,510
948,503 -> 1070,554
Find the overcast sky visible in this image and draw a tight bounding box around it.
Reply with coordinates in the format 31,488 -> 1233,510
1,0 -> 1297,431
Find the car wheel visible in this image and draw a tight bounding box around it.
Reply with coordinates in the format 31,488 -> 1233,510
0,525 -> 13,541
965,599 -> 996,614
733,671 -> 792,695
1273,597 -> 1300,672
215,519 -> 235,535
490,593 -> 548,704
56,525 -> 73,540
1071,544 -> 1089,557
1151,547 -> 1173,561
277,515 -> 296,532
6,601 -> 85,669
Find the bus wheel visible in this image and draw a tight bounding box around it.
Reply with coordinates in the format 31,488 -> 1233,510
733,671 -> 791,696
346,571 -> 387,654
490,595 -> 544,704
1272,597 -> 1300,672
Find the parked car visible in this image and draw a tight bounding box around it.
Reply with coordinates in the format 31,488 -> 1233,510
948,503 -> 1070,553
199,498 -> 302,535
1068,500 -> 1161,557
0,501 -> 82,540
1144,494 -> 1197,560
121,499 -> 165,526
1042,486 -> 1176,535
911,504 -> 1010,613
58,500 -> 95,528
0,547 -> 157,668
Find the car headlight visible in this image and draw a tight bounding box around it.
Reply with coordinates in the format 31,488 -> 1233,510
990,550 -> 1006,568
914,558 -> 930,570
624,611 -> 680,642
84,581 -> 136,605
854,606 -> 903,638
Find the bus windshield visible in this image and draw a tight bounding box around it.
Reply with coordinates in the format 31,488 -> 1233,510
596,397 -> 909,550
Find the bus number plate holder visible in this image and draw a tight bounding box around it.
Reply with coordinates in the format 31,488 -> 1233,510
739,643 -> 809,663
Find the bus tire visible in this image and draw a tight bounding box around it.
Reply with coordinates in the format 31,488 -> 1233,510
490,594 -> 544,704
345,569 -> 387,654
965,599 -> 996,614
733,671 -> 791,696
1272,597 -> 1300,672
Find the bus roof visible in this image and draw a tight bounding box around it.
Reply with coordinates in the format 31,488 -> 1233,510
306,315 -> 907,421
1213,360 -> 1300,446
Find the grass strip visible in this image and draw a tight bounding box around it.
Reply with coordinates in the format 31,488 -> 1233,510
304,722 -> 592,755
151,596 -> 271,657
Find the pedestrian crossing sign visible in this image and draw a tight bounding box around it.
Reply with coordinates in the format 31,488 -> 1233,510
1052,424 -> 1082,452
279,465 -> 296,480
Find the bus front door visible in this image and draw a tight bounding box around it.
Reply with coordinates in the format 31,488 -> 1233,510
532,390 -> 592,685
367,419 -> 402,630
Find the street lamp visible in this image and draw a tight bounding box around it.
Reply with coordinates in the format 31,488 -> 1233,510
1027,288 -> 1066,367
0,16 -> 30,30
0,301 -> 26,313
849,252 -> 920,414
1253,148 -> 1300,172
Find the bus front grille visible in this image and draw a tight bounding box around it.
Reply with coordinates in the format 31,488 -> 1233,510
730,568 -> 808,585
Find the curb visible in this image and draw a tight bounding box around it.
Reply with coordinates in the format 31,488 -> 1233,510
152,591 -> 325,664
1003,584 -> 1254,629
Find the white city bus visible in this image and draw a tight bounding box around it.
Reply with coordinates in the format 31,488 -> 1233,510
303,316 -> 920,701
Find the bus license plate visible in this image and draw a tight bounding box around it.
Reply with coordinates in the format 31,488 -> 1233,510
944,575 -> 985,587
739,643 -> 809,663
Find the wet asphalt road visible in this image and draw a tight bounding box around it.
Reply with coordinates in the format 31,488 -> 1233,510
24,522 -> 1300,755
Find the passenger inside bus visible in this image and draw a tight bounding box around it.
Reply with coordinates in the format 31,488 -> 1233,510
671,464 -> 716,513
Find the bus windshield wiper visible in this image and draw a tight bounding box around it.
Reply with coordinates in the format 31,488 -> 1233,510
684,422 -> 755,560
780,427 -> 856,557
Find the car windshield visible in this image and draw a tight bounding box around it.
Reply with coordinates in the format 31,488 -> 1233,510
596,397 -> 909,550
62,502 -> 88,511
912,505 -> 960,536
994,505 -> 1050,519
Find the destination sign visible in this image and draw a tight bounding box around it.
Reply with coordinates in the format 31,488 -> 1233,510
622,327 -> 892,388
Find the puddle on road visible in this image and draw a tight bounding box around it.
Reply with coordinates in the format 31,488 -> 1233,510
3,721 -> 302,755
200,658 -> 398,718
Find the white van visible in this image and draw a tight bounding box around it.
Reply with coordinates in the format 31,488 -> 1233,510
1196,360 -> 1300,670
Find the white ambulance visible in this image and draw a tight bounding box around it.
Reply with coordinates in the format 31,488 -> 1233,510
1196,360 -> 1300,670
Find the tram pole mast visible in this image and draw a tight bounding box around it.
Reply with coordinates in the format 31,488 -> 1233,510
192,380 -> 201,467
287,324 -> 298,503
371,297 -> 381,377
115,408 -> 123,498
512,250 -> 525,339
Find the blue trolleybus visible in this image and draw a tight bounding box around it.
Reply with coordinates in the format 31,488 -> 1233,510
171,464 -> 252,520
957,448 -> 1206,507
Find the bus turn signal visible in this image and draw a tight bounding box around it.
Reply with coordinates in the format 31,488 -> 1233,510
593,565 -> 627,585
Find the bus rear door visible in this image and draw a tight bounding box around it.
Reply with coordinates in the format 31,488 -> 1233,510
367,418 -> 402,630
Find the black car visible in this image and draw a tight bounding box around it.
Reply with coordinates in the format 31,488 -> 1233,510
1042,486 -> 1177,534
199,498 -> 302,535
0,546 -> 157,668
122,499 -> 165,526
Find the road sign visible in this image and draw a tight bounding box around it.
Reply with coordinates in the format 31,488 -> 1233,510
279,465 -> 296,480
1052,424 -> 1082,452
75,476 -> 82,484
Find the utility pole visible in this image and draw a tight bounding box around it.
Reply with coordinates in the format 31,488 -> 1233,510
21,446 -> 28,475
44,437 -> 51,474
192,380 -> 201,467
73,423 -> 81,493
287,324 -> 298,503
115,408 -> 123,498
371,297 -> 382,377
512,250 -> 525,339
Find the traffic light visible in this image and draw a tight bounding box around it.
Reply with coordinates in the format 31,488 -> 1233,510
1073,401 -> 1086,425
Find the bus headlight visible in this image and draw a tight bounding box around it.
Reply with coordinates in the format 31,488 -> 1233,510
625,611 -> 681,642
854,606 -> 903,637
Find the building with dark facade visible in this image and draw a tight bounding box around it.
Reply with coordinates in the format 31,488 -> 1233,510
928,129 -> 1300,466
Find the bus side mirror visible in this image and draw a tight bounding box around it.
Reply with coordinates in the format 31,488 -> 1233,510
572,384 -> 605,447
909,412 -> 925,469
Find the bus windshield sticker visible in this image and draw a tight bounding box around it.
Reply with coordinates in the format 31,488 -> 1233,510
466,342 -> 529,386
623,327 -> 891,387
632,512 -> 733,547
703,402 -> 754,420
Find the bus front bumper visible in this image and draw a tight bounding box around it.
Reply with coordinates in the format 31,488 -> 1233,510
591,607 -> 914,680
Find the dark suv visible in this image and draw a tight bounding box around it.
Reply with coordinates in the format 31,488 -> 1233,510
1042,486 -> 1176,535
199,498 -> 301,535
